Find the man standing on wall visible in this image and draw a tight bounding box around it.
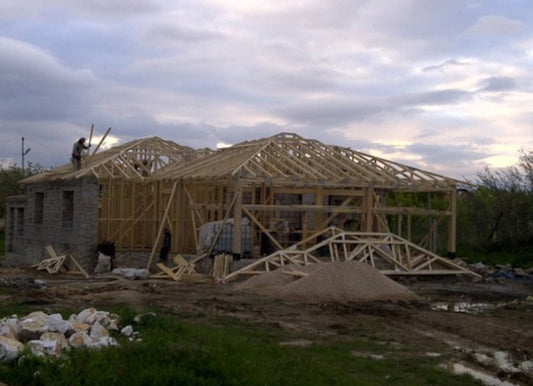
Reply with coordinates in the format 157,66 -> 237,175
71,137 -> 90,171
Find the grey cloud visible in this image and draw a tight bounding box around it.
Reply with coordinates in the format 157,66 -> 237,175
367,142 -> 490,179
0,0 -> 531,181
466,14 -> 527,37
265,68 -> 340,93
423,59 -> 469,72
278,88 -> 472,127
277,98 -> 386,127
478,76 -> 518,92
397,89 -> 472,106
0,0 -> 159,20
144,24 -> 222,44
0,38 -> 98,121
405,143 -> 488,165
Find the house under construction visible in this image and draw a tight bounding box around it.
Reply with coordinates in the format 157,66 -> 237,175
5,132 -> 466,275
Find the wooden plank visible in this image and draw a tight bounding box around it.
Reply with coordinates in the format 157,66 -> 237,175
45,245 -> 59,259
206,195 -> 237,257
212,254 -> 231,282
67,254 -> 90,279
156,263 -> 180,281
90,127 -> 111,156
147,180 -> 178,270
281,270 -> 308,277
172,254 -> 189,266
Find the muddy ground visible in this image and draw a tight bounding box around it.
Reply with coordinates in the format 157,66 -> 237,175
1,266 -> 532,385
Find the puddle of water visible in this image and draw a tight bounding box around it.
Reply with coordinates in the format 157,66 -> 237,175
431,302 -> 496,314
447,362 -> 519,386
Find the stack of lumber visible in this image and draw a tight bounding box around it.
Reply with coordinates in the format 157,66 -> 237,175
211,254 -> 232,283
33,245 -> 90,279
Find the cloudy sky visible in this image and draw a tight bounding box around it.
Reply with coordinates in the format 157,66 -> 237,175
1,0 -> 532,179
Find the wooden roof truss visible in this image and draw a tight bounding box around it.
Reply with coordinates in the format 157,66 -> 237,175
22,136 -> 201,183
157,133 -> 461,191
224,226 -> 478,281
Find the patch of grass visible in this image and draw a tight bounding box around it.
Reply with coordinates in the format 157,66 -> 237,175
0,303 -> 43,318
0,286 -> 17,295
0,307 -> 484,386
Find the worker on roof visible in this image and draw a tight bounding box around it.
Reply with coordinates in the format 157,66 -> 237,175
71,137 -> 90,171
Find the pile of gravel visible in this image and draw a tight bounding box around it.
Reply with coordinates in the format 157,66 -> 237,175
234,261 -> 418,303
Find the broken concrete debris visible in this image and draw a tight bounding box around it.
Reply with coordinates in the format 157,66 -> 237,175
0,308 -> 141,362
111,267 -> 149,280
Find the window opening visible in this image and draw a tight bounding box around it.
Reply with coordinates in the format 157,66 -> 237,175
62,191 -> 74,228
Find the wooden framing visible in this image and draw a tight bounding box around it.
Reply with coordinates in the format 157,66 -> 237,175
23,136 -> 202,183
21,132 -> 466,275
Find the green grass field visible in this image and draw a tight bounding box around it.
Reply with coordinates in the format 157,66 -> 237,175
0,306 -> 483,386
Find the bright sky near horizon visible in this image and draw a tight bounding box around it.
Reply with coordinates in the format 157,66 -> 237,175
1,0 -> 532,180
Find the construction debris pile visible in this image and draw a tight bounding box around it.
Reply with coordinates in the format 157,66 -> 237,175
0,308 -> 139,363
234,261 -> 419,303
466,262 -> 533,282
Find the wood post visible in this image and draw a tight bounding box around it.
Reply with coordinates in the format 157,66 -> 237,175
447,188 -> 457,258
146,180 -> 178,270
364,185 -> 374,232
232,180 -> 243,257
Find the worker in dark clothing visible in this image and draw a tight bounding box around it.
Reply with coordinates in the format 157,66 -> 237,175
71,137 -> 90,171
159,229 -> 171,262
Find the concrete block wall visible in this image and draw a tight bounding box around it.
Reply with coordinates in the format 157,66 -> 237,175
5,177 -> 99,271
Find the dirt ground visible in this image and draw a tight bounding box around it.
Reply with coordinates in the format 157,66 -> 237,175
1,265 -> 532,385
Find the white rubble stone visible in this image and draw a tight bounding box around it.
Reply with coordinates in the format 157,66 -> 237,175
473,352 -> 492,366
68,332 -> 92,348
28,339 -> 61,358
19,312 -> 49,341
40,332 -> 69,352
33,279 -> 47,289
519,360 -> 533,373
70,322 -> 91,334
133,312 -> 156,324
493,351 -> 518,373
25,311 -> 48,321
99,314 -> 119,331
120,325 -> 133,337
1,308 -> 141,359
76,308 -> 98,325
0,317 -> 20,339
89,321 -> 109,342
90,336 -> 118,348
0,335 -> 24,362
45,313 -> 71,334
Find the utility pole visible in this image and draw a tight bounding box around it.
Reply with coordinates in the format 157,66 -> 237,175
21,137 -> 31,175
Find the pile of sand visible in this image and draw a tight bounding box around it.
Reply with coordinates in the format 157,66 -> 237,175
234,261 -> 418,303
